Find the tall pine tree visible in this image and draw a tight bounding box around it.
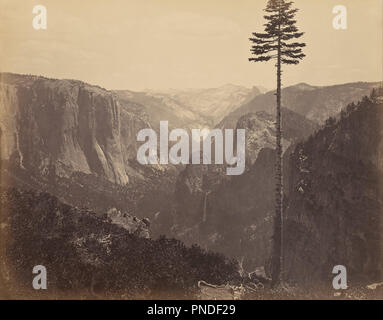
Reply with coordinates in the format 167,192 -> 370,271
249,0 -> 306,285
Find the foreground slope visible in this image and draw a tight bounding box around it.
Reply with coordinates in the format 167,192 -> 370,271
0,187 -> 239,299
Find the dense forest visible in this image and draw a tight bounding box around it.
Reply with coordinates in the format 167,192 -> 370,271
0,188 -> 240,299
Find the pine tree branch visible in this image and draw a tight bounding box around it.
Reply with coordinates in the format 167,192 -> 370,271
251,32 -> 274,39
282,48 -> 304,55
281,58 -> 300,64
249,56 -> 272,62
281,32 -> 304,41
281,42 -> 306,48
282,52 -> 305,59
249,37 -> 277,45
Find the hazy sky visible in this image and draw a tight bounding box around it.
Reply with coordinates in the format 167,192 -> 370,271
0,0 -> 382,90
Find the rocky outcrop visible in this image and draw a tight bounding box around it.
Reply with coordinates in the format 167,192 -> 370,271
0,73 -> 150,185
236,108 -> 318,164
107,207 -> 150,238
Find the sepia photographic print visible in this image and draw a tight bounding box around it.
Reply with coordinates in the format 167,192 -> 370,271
0,0 -> 383,304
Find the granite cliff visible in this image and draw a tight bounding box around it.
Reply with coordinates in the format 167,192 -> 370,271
0,73 -> 151,186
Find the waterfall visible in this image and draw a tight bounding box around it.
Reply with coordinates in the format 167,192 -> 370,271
202,191 -> 211,223
15,131 -> 25,169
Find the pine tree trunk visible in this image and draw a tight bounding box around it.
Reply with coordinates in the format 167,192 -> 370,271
272,16 -> 283,286
276,42 -> 283,284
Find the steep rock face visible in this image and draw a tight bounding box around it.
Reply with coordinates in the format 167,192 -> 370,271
0,73 -> 150,185
236,108 -> 318,164
284,95 -> 383,285
173,163 -> 230,231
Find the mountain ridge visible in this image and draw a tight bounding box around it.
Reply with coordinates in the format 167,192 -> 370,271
218,81 -> 381,129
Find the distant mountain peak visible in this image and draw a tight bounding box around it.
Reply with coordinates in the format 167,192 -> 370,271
218,83 -> 247,90
290,82 -> 317,91
218,81 -> 380,128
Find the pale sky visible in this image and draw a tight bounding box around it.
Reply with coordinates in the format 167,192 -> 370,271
0,0 -> 382,90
